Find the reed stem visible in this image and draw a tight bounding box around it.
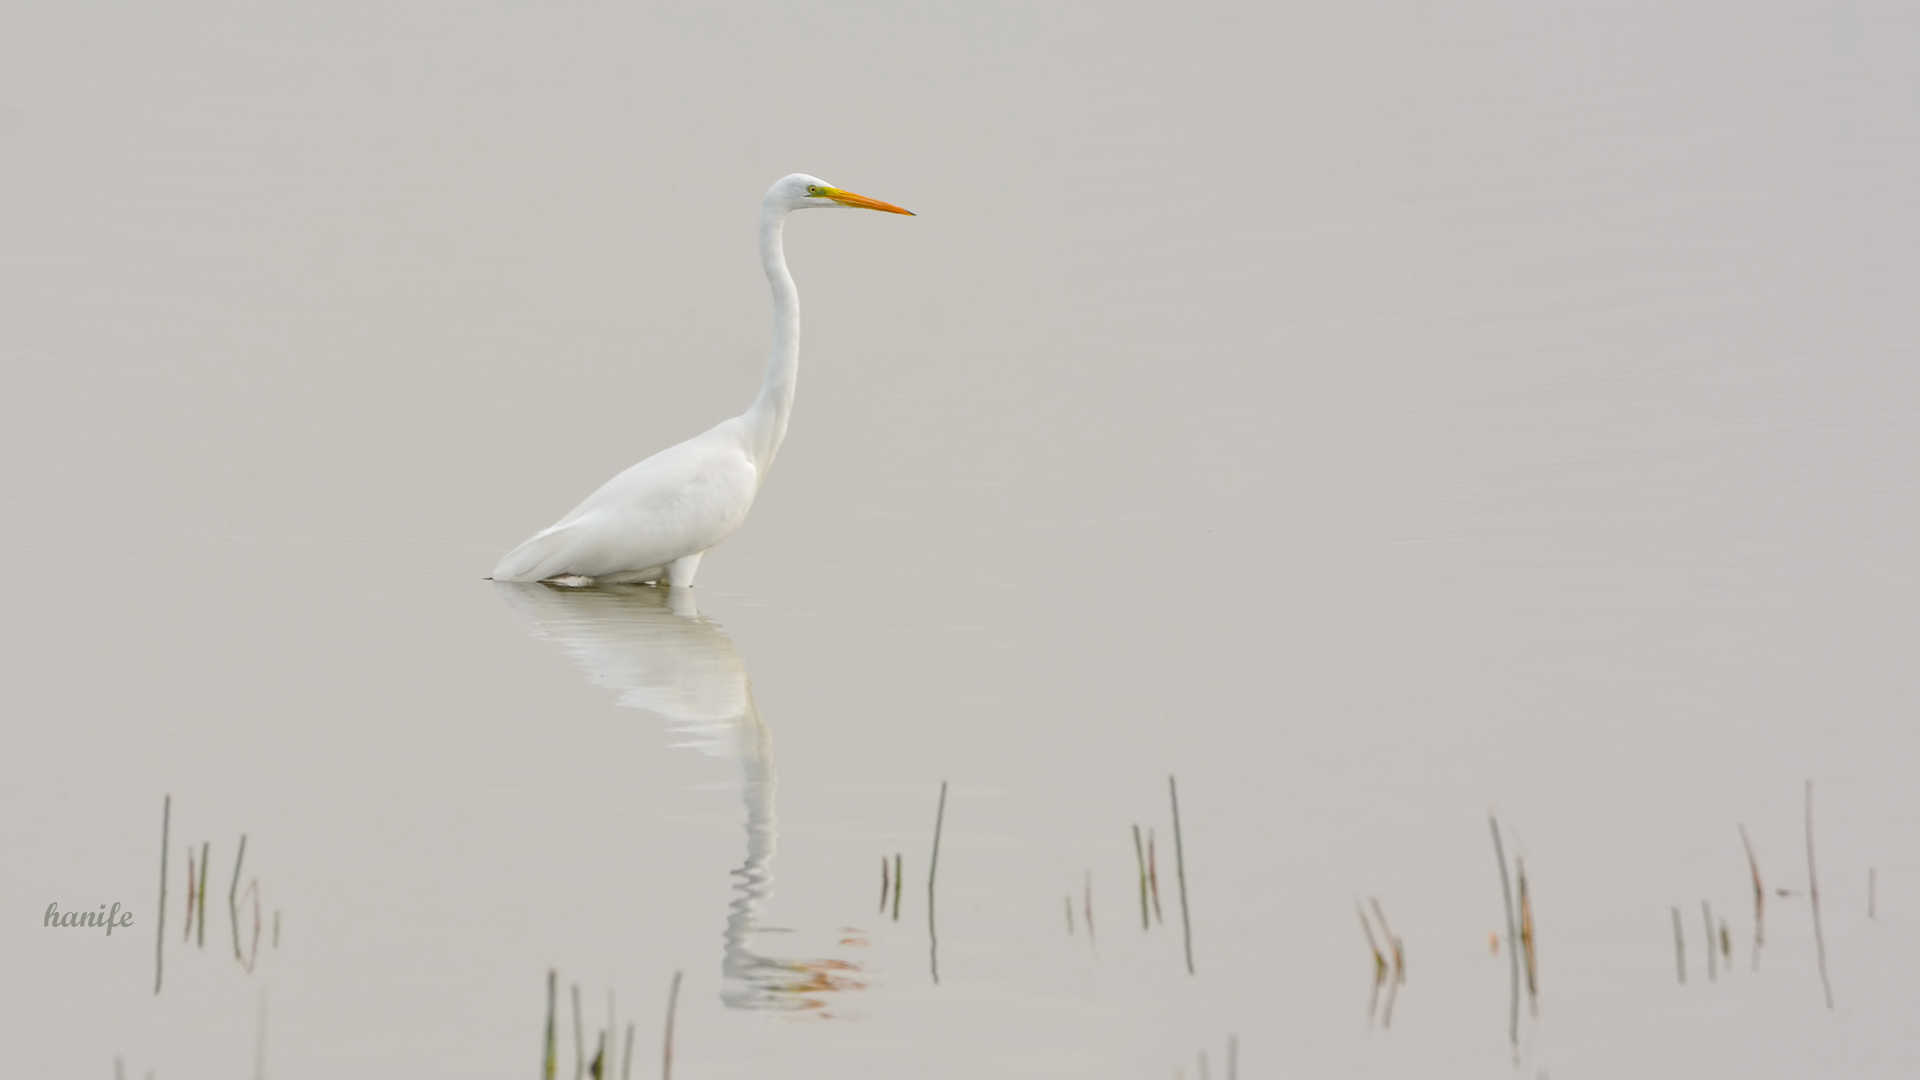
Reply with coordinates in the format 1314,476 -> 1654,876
229,834 -> 248,963
572,983 -> 584,1080
1739,823 -> 1764,971
183,847 -> 196,944
1148,830 -> 1163,925
1084,870 -> 1096,952
1490,817 -> 1519,1046
1671,906 -> 1686,985
662,970 -> 682,1080
155,794 -> 169,995
1702,901 -> 1716,982
543,970 -> 557,1080
1170,775 -> 1193,975
1133,825 -> 1149,931
197,841 -> 209,949
1806,780 -> 1833,1009
928,782 -> 948,984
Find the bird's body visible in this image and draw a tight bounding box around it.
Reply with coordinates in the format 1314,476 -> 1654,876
490,417 -> 759,585
491,174 -> 912,587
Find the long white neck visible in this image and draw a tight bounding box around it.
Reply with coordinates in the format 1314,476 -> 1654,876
742,201 -> 798,471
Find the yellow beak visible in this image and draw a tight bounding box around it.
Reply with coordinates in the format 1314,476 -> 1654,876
820,187 -> 915,216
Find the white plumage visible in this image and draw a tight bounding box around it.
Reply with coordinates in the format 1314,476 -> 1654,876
491,174 -> 913,586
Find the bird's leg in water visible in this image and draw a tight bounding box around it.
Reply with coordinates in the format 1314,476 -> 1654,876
667,551 -> 705,588
665,586 -> 700,617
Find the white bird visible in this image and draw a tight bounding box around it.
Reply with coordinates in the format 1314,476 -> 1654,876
491,174 -> 913,586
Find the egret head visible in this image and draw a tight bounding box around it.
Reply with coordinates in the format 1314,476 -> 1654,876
767,173 -> 914,216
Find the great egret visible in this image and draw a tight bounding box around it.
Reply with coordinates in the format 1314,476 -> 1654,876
491,174 -> 913,586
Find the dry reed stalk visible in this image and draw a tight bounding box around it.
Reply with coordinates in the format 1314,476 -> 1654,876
228,834 -> 248,963
1671,906 -> 1686,985
928,783 -> 948,984
1806,781 -> 1833,1009
183,848 -> 197,944
155,795 -> 169,995
1133,825 -> 1149,931
1740,823 -> 1764,971
1148,830 -> 1164,926
1170,775 -> 1194,975
662,970 -> 683,1080
1517,859 -> 1537,1013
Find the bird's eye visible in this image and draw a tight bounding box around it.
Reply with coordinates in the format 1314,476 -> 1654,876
806,186 -> 819,195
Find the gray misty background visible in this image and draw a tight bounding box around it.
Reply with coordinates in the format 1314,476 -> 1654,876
3,1 -> 1918,1077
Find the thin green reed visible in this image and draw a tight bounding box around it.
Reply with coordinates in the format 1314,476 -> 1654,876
543,970 -> 557,1080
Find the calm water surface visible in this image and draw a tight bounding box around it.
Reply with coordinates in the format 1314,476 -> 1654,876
3,2 -> 1917,1077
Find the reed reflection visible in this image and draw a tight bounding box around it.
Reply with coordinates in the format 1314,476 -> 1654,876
493,582 -> 860,1013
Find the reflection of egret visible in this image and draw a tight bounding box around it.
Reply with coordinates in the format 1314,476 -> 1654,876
492,582 -> 859,1011
490,175 -> 914,588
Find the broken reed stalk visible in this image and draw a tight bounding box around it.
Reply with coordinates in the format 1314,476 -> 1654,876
1489,817 -> 1520,1045
880,856 -> 889,914
661,970 -> 683,1080
1133,825 -> 1149,931
1148,830 -> 1163,925
543,970 -> 557,1080
1369,897 -> 1404,982
1517,859 -> 1537,1013
1170,775 -> 1194,975
197,841 -> 209,949
892,854 -> 902,922
1702,901 -> 1716,982
621,1022 -> 634,1080
1806,780 -> 1834,1009
229,834 -> 248,963
1671,907 -> 1686,984
1065,895 -> 1074,934
1228,1034 -> 1237,1080
155,794 -> 169,995
1740,823 -> 1764,971
1358,902 -> 1386,980
928,781 -> 948,985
